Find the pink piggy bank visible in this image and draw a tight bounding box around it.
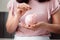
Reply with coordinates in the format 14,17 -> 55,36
25,14 -> 37,27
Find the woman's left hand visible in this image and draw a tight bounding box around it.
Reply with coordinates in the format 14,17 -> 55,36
24,22 -> 47,31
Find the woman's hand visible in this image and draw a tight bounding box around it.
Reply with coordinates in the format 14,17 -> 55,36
15,3 -> 31,17
6,2 -> 31,33
24,22 -> 47,31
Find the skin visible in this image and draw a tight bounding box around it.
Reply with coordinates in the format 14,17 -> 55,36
6,3 -> 31,33
26,9 -> 60,34
6,2 -> 60,34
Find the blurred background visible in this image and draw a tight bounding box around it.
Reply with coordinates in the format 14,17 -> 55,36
0,0 -> 60,40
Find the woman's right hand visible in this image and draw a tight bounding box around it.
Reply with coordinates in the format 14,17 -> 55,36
15,3 -> 31,17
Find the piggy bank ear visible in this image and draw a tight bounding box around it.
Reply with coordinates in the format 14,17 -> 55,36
16,0 -> 29,4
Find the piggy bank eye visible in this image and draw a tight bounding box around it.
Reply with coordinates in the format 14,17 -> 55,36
16,0 -> 29,4
37,0 -> 50,3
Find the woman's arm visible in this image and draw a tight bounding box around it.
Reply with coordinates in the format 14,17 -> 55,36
41,0 -> 60,34
6,7 -> 21,34
26,9 -> 60,34
6,2 -> 31,34
45,9 -> 60,34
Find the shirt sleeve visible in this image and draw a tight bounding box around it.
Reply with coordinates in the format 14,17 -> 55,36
51,0 -> 60,15
7,0 -> 15,16
7,0 -> 13,10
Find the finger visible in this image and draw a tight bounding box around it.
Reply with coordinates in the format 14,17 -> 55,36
16,9 -> 23,14
26,7 -> 31,10
21,3 -> 31,10
17,3 -> 27,8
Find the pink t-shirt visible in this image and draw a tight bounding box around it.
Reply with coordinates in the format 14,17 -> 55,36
7,0 -> 60,37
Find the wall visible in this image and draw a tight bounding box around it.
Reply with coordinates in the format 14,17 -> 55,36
0,0 -> 8,12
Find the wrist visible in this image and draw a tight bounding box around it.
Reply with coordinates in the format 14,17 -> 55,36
15,14 -> 21,19
42,22 -> 49,29
44,23 -> 52,32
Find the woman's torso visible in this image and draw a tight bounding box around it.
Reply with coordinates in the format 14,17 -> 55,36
12,0 -> 58,37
